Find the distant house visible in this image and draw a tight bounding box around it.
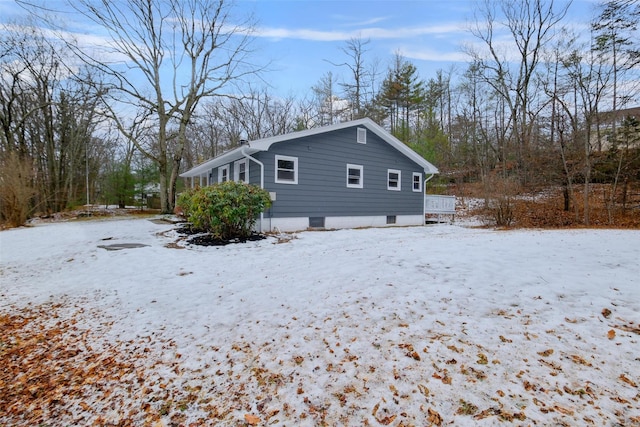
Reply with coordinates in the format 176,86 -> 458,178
593,106 -> 640,151
180,118 -> 439,232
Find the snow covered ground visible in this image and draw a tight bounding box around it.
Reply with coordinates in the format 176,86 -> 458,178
1,217 -> 639,426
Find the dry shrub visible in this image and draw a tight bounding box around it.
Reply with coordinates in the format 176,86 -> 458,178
481,176 -> 520,227
0,152 -> 36,227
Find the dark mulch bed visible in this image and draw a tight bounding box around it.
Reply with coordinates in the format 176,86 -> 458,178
175,224 -> 266,246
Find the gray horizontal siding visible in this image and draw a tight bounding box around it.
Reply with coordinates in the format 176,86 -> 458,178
247,158 -> 261,185
208,157 -> 261,186
256,125 -> 425,218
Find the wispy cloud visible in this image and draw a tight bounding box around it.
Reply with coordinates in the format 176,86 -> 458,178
255,22 -> 465,42
399,46 -> 469,63
256,27 -> 350,42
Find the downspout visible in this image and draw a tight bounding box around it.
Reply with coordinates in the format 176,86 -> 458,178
241,146 -> 266,232
424,173 -> 435,184
423,171 -> 436,226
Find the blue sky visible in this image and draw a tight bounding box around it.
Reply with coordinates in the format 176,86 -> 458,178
246,0 -> 475,95
239,0 -> 598,97
1,0 -> 600,98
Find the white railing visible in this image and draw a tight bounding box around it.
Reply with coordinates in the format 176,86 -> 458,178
425,195 -> 456,222
425,195 -> 456,214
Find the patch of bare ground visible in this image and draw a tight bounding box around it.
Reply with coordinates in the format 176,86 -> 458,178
25,206 -> 161,225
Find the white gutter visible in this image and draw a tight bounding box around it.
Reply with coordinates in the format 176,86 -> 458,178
424,173 -> 435,184
422,173 -> 436,227
241,145 -> 266,233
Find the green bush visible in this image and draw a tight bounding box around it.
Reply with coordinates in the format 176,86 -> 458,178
176,187 -> 198,218
177,181 -> 272,240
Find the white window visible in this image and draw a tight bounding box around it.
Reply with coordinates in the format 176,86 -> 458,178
387,169 -> 401,191
346,164 -> 363,188
234,159 -> 249,183
275,155 -> 298,184
412,172 -> 422,192
218,164 -> 230,182
357,127 -> 367,144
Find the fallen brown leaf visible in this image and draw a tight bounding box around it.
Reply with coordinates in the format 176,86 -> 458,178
427,407 -> 443,426
244,413 -> 260,425
553,404 -> 574,415
377,414 -> 397,425
570,354 -> 592,366
619,374 -> 637,388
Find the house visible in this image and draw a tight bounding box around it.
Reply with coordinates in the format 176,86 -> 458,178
592,106 -> 640,151
180,118 -> 439,232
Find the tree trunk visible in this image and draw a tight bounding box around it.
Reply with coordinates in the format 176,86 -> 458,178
583,136 -> 591,226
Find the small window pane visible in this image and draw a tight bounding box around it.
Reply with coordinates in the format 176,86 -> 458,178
387,169 -> 401,190
278,169 -> 295,181
412,173 -> 422,192
348,169 -> 360,184
238,162 -> 246,182
219,166 -> 229,182
275,156 -> 298,184
275,155 -> 298,184
278,159 -> 295,170
347,164 -> 363,188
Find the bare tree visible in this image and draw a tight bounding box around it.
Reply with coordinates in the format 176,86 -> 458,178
46,0 -> 261,213
1,20 -> 106,217
541,30 -> 583,216
222,87 -> 297,140
326,36 -> 374,120
467,0 -> 569,182
556,36 -> 612,225
292,93 -> 319,130
312,71 -> 347,126
183,87 -> 298,173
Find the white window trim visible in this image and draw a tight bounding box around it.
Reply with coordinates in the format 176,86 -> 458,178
357,127 -> 367,144
412,172 -> 422,192
275,155 -> 298,184
218,164 -> 230,182
387,169 -> 401,191
346,164 -> 363,189
234,159 -> 249,183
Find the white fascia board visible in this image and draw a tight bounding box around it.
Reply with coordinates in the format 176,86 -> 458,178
180,146 -> 259,178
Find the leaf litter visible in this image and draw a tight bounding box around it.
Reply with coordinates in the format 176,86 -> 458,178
1,218 -> 639,425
